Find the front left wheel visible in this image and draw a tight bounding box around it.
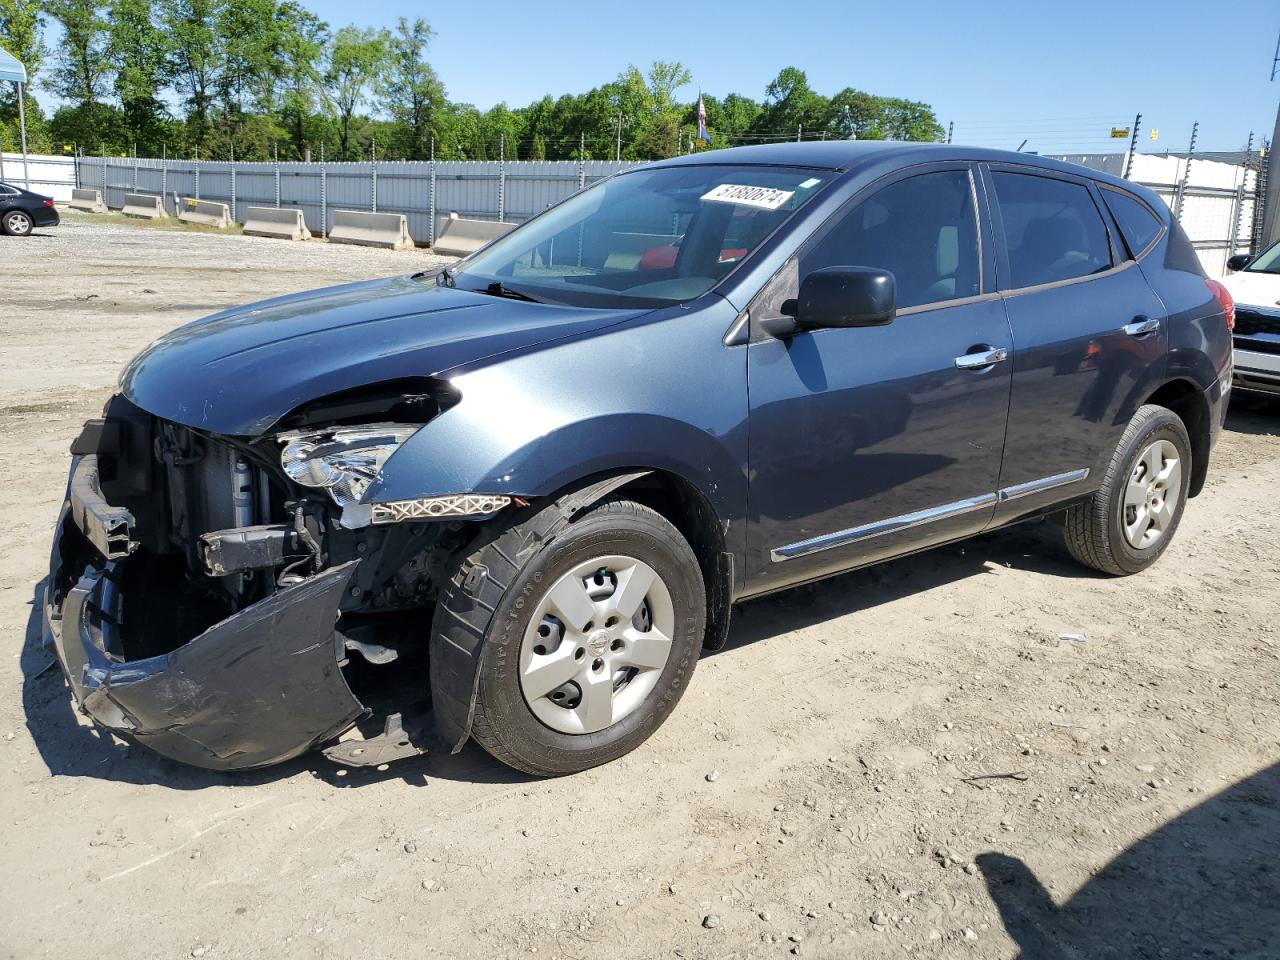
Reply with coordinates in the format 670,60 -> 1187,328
439,497 -> 706,776
2,210 -> 33,236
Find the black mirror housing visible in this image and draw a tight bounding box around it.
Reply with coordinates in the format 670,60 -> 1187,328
1226,254 -> 1251,273
796,266 -> 896,330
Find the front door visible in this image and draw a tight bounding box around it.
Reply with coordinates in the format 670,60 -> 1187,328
745,164 -> 1014,594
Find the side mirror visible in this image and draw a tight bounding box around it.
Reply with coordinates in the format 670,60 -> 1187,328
796,266 -> 896,331
1226,254 -> 1251,273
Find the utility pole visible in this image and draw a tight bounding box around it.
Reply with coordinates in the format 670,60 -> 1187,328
615,115 -> 623,162
1262,103 -> 1280,248
946,121 -> 953,145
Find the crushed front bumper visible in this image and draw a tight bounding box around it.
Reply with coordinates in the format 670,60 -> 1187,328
43,455 -> 367,771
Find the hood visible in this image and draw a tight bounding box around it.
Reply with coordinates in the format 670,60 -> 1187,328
121,275 -> 644,435
1220,269 -> 1280,310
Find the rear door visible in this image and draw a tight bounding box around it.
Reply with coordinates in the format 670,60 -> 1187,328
983,165 -> 1167,523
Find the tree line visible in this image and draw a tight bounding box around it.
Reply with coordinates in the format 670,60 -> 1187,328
0,0 -> 945,162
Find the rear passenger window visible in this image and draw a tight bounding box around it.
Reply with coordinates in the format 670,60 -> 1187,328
1101,189 -> 1163,258
991,172 -> 1112,288
800,170 -> 980,310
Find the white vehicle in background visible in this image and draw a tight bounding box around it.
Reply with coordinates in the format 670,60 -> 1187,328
1224,241 -> 1280,395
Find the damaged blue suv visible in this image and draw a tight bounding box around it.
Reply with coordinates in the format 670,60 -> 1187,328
45,142 -> 1233,775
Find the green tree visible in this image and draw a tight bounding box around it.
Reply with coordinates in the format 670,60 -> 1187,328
324,24 -> 389,159
755,66 -> 828,139
876,96 -> 944,142
271,1 -> 327,157
158,0 -> 221,146
478,101 -> 524,159
44,0 -> 112,108
381,15 -> 444,159
216,0 -> 278,117
826,87 -> 882,139
109,0 -> 171,153
0,0 -> 49,149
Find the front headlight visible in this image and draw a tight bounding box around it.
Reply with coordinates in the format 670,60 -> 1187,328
279,424 -> 420,507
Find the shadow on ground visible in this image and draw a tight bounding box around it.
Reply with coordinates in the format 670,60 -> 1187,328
1225,390 -> 1280,437
978,761 -> 1280,959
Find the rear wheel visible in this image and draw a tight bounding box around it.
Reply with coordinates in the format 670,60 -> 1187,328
443,497 -> 706,776
1064,404 -> 1192,575
2,210 -> 33,236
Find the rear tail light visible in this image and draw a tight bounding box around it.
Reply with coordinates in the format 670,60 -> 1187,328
43,198 -> 54,208
1205,278 -> 1235,332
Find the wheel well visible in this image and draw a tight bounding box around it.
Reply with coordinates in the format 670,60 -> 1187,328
1144,379 -> 1210,497
612,471 -> 734,651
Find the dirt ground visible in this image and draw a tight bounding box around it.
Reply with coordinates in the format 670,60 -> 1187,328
2,214 -> 1279,960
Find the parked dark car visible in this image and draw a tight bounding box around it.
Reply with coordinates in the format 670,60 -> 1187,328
0,181 -> 59,236
44,143 -> 1232,776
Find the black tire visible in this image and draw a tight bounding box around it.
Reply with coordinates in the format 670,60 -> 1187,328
2,210 -> 32,236
440,497 -> 706,776
1064,404 -> 1192,576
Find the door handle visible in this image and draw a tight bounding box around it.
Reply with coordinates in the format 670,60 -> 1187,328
954,347 -> 1009,370
1123,317 -> 1160,337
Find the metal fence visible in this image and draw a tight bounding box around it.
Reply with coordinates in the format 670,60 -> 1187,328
67,148 -> 1271,270
1052,151 -> 1263,277
76,155 -> 643,245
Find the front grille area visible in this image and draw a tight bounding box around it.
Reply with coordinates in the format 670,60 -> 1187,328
1234,307 -> 1280,337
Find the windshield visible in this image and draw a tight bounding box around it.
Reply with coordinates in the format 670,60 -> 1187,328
450,164 -> 835,307
1245,239 -> 1280,275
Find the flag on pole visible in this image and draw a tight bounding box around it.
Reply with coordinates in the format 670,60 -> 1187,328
697,95 -> 711,145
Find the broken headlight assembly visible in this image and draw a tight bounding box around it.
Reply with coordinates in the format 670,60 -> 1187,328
278,425 -> 513,527
280,425 -> 419,507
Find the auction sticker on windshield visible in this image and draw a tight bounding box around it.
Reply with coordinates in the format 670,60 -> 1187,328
701,183 -> 795,210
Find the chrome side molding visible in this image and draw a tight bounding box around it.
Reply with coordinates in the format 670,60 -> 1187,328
770,468 -> 1091,563
770,493 -> 997,562
997,468 -> 1090,503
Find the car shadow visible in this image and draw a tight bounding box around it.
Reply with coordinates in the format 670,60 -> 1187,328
977,760 -> 1280,959
1226,391 -> 1280,436
18,519 -> 1090,791
718,518 -> 1096,655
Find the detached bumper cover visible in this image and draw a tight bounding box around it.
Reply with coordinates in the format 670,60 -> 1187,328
44,456 -> 365,771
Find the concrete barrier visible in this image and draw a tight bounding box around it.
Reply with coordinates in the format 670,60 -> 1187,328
68,188 -> 107,214
243,206 -> 311,241
328,209 -> 415,250
178,197 -> 232,229
433,217 -> 516,257
122,192 -> 166,219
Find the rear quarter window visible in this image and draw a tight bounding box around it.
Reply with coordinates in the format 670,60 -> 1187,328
991,171 -> 1113,289
1101,189 -> 1164,258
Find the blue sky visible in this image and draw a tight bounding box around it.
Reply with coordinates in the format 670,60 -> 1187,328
300,0 -> 1278,153
31,0 -> 1280,153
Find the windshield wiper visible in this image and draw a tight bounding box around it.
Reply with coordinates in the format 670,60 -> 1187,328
477,280 -> 543,303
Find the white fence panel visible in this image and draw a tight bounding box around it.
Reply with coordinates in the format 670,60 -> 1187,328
0,152 -> 76,200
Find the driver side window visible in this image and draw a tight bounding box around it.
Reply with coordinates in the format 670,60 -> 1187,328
799,170 -> 981,310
